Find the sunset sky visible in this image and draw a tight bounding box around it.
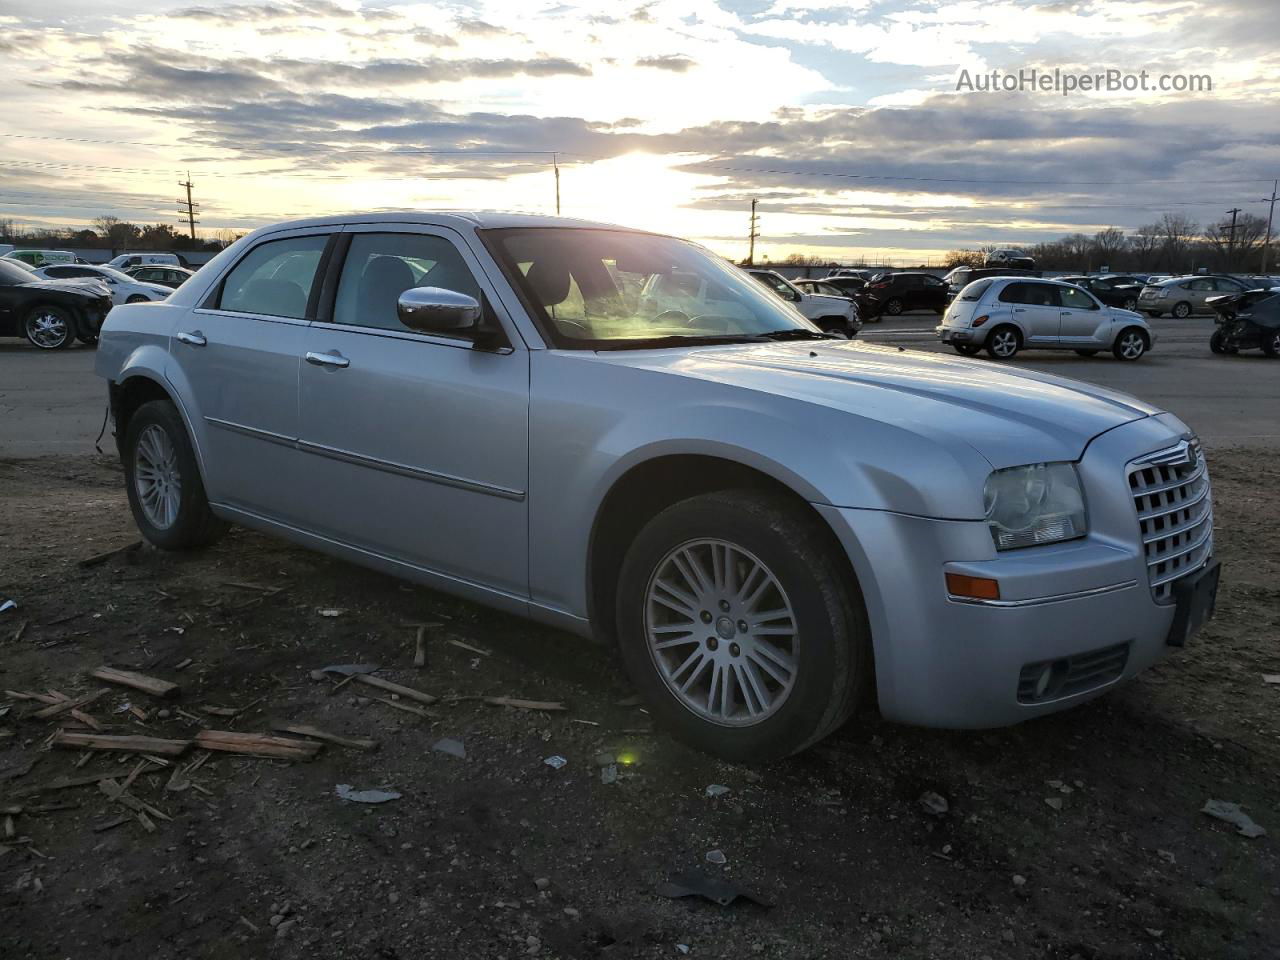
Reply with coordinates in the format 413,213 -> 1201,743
1,0 -> 1277,261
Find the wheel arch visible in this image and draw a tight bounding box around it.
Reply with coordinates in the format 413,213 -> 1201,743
585,452 -> 864,650
109,370 -> 210,488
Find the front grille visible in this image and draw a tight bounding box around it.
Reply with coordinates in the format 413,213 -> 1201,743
1127,440 -> 1213,604
1017,642 -> 1130,703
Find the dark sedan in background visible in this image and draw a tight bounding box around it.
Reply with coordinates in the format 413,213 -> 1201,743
1058,275 -> 1145,311
0,258 -> 113,348
857,271 -> 949,317
124,264 -> 195,289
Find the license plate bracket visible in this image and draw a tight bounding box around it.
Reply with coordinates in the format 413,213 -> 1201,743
1166,559 -> 1221,647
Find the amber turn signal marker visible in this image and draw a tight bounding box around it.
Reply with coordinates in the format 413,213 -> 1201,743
945,573 -> 1000,600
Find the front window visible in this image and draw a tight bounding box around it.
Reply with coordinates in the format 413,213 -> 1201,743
484,228 -> 822,349
1059,285 -> 1099,310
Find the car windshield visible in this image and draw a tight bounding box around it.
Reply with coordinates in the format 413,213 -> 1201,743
485,228 -> 821,349
0,259 -> 35,284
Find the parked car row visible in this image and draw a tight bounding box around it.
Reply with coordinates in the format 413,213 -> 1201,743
0,257 -> 114,348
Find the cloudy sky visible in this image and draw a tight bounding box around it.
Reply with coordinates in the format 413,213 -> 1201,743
1,0 -> 1277,261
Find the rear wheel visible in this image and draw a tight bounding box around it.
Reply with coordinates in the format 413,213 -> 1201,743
126,295 -> 149,304
1113,327 -> 1149,361
884,297 -> 904,316
1209,329 -> 1228,354
1074,349 -> 1099,357
123,400 -> 228,550
23,305 -> 75,349
1172,301 -> 1192,319
985,325 -> 1021,360
1262,330 -> 1280,358
615,490 -> 870,761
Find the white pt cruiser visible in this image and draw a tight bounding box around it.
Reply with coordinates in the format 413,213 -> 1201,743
94,213 -> 1221,760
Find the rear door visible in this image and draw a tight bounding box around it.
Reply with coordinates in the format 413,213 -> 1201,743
173,229 -> 333,524
297,224 -> 530,598
997,281 -> 1060,343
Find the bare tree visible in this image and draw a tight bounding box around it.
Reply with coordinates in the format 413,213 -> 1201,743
1159,213 -> 1199,272
1093,227 -> 1126,267
944,249 -> 986,268
1130,223 -> 1162,266
1202,213 -> 1267,271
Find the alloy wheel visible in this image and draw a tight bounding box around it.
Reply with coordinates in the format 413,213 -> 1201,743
134,424 -> 182,530
1118,331 -> 1146,359
990,330 -> 1018,357
26,311 -> 68,348
644,538 -> 798,727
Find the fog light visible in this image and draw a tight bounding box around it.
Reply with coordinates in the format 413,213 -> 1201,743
1033,664 -> 1054,699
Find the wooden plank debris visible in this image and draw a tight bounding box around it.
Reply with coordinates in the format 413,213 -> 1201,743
368,695 -> 435,719
78,541 -> 142,568
194,730 -> 321,761
89,667 -> 179,699
8,769 -> 133,798
352,674 -> 438,705
484,697 -> 568,712
32,688 -> 108,720
52,731 -> 191,757
270,722 -> 379,751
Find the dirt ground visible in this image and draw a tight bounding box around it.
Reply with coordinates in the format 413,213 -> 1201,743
1,451 -> 1277,960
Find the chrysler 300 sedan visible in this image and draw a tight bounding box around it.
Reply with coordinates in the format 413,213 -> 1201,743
95,213 -> 1220,760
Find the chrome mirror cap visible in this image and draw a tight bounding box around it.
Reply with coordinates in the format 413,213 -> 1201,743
396,286 -> 482,333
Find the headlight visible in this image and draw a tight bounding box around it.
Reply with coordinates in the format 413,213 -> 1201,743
983,462 -> 1087,550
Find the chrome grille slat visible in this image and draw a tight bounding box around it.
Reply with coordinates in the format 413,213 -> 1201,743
1127,439 -> 1214,604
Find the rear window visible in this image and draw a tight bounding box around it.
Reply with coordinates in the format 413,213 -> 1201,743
959,278 -> 994,301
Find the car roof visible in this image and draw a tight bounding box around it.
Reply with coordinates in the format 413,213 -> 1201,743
254,211 -> 648,239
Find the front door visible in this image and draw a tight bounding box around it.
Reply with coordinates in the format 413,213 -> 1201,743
1057,284 -> 1106,344
297,226 -> 530,599
173,230 -> 331,525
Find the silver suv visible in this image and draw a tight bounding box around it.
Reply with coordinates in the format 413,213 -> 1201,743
94,213 -> 1219,760
937,276 -> 1155,361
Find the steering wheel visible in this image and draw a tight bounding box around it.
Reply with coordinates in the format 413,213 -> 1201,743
555,318 -> 593,338
653,309 -> 722,328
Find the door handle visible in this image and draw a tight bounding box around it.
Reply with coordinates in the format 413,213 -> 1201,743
305,351 -> 350,369
1013,308 -> 1026,313
176,330 -> 206,347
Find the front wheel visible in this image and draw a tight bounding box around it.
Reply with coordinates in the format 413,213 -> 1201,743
23,305 -> 76,349
1262,330 -> 1280,358
615,490 -> 870,761
1113,328 -> 1149,361
985,325 -> 1021,360
883,298 -> 904,316
1172,301 -> 1192,319
125,295 -> 150,304
1209,329 -> 1228,354
123,400 -> 228,550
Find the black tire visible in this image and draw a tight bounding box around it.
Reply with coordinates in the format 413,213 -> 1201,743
23,304 -> 76,350
1262,330 -> 1280,358
1144,311 -> 1162,318
985,324 -> 1021,360
952,343 -> 982,356
1172,301 -> 1192,319
1122,297 -> 1138,311
1112,327 -> 1149,361
615,489 -> 871,762
77,333 -> 99,347
1074,349 -> 1099,357
1209,329 -> 1228,355
817,320 -> 850,339
122,400 -> 228,550
126,295 -> 150,304
884,297 -> 904,316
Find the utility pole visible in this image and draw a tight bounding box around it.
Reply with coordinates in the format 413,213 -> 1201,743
552,153 -> 561,216
1224,206 -> 1241,272
747,199 -> 759,266
1261,180 -> 1278,274
177,172 -> 200,242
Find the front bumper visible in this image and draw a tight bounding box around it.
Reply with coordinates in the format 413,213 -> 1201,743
817,413 -> 1207,728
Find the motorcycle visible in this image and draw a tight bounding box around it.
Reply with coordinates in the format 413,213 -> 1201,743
1206,288 -> 1280,357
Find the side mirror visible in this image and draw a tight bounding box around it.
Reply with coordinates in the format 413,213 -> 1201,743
397,286 -> 482,334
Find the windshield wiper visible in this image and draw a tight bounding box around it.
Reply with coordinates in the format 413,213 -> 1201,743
753,328 -> 839,341
591,334 -> 778,350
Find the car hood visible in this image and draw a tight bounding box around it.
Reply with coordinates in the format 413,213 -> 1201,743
593,340 -> 1160,468
133,281 -> 170,296
19,279 -> 107,299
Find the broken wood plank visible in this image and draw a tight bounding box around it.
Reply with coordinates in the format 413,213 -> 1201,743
194,730 -> 321,761
484,697 -> 568,712
446,637 -> 491,657
368,695 -> 436,719
269,722 -> 379,752
10,620 -> 28,643
414,625 -> 428,668
78,540 -> 142,568
98,779 -> 170,825
52,731 -> 191,757
5,690 -> 61,705
68,709 -> 103,732
7,769 -> 132,798
93,815 -> 132,833
199,706 -> 240,717
32,688 -> 109,720
89,667 -> 179,699
352,673 -> 438,705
